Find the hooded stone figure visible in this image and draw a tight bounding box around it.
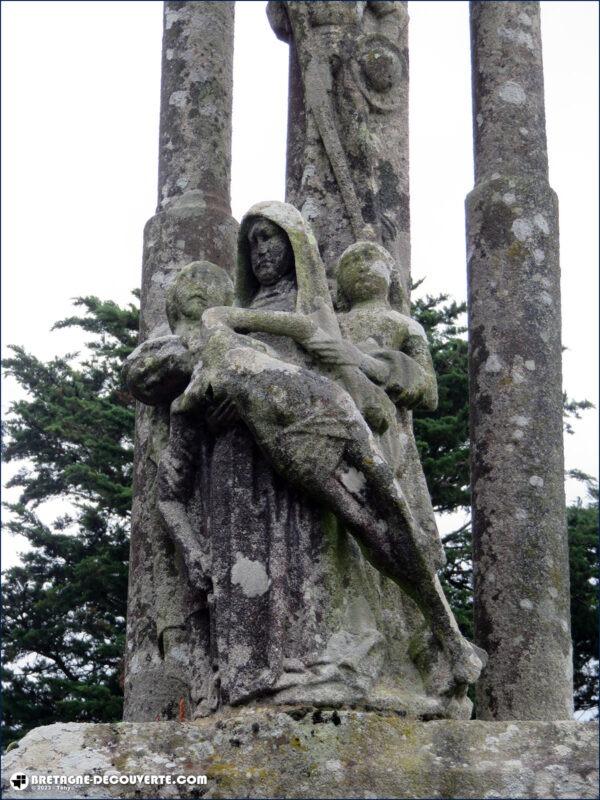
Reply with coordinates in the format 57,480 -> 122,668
198,201 -> 481,717
204,200 -> 400,709
233,202 -> 405,441
229,203 -> 444,572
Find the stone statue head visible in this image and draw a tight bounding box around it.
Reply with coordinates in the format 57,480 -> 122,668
337,241 -> 401,307
166,261 -> 234,333
237,202 -> 333,320
247,217 -> 294,288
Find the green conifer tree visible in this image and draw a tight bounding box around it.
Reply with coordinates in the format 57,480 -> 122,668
567,481 -> 599,714
2,297 -> 138,741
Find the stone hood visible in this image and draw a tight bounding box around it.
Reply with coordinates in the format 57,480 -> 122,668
236,201 -> 335,323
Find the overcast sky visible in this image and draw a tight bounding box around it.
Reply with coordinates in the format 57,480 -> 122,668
2,1 -> 598,569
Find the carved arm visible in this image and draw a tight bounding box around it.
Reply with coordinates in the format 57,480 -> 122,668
202,306 -> 317,343
204,306 -> 384,376
367,326 -> 438,411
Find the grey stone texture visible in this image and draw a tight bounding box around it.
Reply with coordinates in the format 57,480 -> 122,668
268,1 -> 410,304
124,1 -> 238,721
157,2 -> 235,216
260,3 -> 453,719
125,0 -> 484,724
466,2 -> 572,719
124,202 -> 482,721
3,713 -> 598,799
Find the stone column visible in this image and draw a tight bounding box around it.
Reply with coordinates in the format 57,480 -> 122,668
124,1 -> 237,720
142,0 -> 238,341
268,1 -> 410,305
466,1 -> 573,720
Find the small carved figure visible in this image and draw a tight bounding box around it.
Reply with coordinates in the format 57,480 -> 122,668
157,261 -> 236,593
335,240 -> 444,569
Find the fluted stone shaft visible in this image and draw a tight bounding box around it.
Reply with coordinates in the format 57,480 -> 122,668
466,1 -> 573,720
124,1 -> 237,721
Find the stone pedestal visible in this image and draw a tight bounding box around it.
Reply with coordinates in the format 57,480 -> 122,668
2,711 -> 598,799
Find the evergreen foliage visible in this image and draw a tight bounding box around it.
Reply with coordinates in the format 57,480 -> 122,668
412,294 -> 470,512
567,482 -> 599,714
2,291 -> 597,742
2,297 -> 138,741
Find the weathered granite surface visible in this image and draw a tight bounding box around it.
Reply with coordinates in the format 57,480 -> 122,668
269,1 -> 410,301
2,711 -> 598,799
257,2 -> 454,720
124,0 -> 238,722
466,1 -> 572,719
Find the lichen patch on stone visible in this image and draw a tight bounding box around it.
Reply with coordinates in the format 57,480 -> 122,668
339,466 -> 367,499
168,90 -> 187,109
498,81 -> 527,105
533,213 -> 550,235
512,218 -> 533,241
231,553 -> 271,598
484,354 -> 503,373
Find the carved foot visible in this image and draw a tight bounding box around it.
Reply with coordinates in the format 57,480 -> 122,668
193,670 -> 221,718
447,638 -> 486,694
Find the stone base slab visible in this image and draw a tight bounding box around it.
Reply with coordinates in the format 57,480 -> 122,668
2,708 -> 598,798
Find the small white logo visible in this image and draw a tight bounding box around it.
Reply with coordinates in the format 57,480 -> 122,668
10,773 -> 29,791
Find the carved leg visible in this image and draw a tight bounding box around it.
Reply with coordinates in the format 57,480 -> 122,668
157,499 -> 211,592
318,450 -> 483,690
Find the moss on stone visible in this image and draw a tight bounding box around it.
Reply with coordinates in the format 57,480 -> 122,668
2,714 -> 598,798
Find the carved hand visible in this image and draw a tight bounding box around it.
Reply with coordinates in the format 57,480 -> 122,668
202,306 -> 231,329
304,332 -> 362,367
205,398 -> 239,432
173,361 -> 209,414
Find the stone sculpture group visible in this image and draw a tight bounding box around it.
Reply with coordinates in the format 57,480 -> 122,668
124,201 -> 485,721
121,0 -> 488,724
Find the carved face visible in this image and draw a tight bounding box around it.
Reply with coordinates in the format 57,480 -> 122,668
248,219 -> 294,287
359,46 -> 400,93
166,261 -> 233,332
338,247 -> 392,305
